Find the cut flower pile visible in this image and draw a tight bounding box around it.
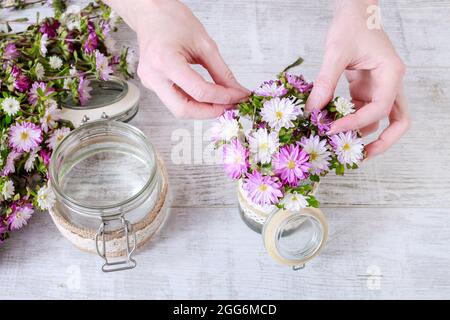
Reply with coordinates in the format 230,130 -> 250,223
0,1 -> 135,244
212,61 -> 365,211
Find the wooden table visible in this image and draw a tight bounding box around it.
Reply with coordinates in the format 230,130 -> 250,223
1,0 -> 450,299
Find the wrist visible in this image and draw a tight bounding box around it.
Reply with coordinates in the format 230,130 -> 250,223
103,0 -> 164,31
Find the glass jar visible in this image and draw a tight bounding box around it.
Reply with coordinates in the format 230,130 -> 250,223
49,78 -> 169,272
237,180 -> 328,270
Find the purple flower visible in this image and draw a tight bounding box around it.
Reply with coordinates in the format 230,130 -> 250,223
273,144 -> 310,186
95,50 -> 113,80
13,74 -> 30,92
286,73 -> 313,93
223,138 -> 249,179
9,122 -> 42,153
100,20 -> 111,36
7,202 -> 34,231
243,170 -> 283,206
83,32 -> 98,54
65,30 -> 76,53
87,21 -> 96,33
3,43 -> 19,60
310,109 -> 333,135
40,149 -> 51,166
254,80 -> 288,97
39,18 -> 61,38
28,81 -> 54,106
78,77 -> 93,105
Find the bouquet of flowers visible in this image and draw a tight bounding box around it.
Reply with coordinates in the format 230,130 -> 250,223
0,0 -> 135,243
211,59 -> 365,211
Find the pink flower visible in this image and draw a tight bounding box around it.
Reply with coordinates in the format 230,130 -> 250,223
83,32 -> 99,54
9,122 -> 42,153
28,82 -> 54,106
273,144 -> 310,186
243,170 -> 283,206
2,150 -> 21,176
254,80 -> 288,97
223,138 -> 249,179
286,73 -> 313,93
310,109 -> 333,135
7,202 -> 34,231
78,76 -> 93,105
95,50 -> 113,80
39,18 -> 60,38
3,43 -> 19,60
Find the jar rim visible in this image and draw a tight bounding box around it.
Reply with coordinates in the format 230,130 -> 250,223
49,120 -> 158,218
61,76 -> 128,110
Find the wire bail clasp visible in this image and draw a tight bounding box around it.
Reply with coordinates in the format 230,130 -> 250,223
95,216 -> 137,272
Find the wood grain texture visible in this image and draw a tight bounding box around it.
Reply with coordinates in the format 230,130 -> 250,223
1,207 -> 450,299
1,0 -> 450,299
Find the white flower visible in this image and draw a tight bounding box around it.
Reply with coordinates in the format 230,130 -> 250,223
335,97 -> 355,116
330,131 -> 364,165
49,56 -> 63,69
126,49 -> 137,73
40,101 -> 61,132
63,67 -> 78,89
104,36 -> 118,55
35,62 -> 45,80
40,34 -> 48,56
261,97 -> 302,131
24,151 -> 38,172
47,127 -> 71,150
109,10 -> 120,28
1,180 -> 15,200
37,184 -> 56,210
1,97 -> 20,116
300,135 -> 332,174
281,192 -> 308,212
210,110 -> 240,142
239,115 -> 254,137
248,128 -> 279,164
62,5 -> 81,30
95,50 -> 113,81
254,81 -> 287,97
9,205 -> 34,230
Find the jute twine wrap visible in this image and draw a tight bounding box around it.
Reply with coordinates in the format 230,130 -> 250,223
49,155 -> 169,257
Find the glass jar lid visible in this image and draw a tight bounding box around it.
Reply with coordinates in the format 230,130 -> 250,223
262,208 -> 328,268
49,120 -> 158,219
60,77 -> 140,127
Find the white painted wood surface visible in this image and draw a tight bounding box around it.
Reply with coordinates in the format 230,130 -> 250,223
1,0 -> 450,299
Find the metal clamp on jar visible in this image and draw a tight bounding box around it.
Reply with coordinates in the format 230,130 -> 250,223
237,180 -> 328,270
49,78 -> 169,272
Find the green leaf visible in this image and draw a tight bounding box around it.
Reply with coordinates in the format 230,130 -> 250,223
309,174 -> 320,182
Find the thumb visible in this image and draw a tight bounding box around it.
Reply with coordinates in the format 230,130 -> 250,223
306,51 -> 349,112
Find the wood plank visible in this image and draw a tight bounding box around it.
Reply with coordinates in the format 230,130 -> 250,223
1,207 -> 449,299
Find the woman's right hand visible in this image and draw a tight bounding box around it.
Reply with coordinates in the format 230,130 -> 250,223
105,0 -> 249,119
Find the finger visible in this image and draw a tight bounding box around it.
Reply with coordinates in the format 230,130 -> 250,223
365,91 -> 411,158
142,72 -> 233,119
347,70 -> 374,102
352,99 -> 379,136
199,45 -> 250,94
328,62 -> 404,134
305,47 -> 350,112
162,53 -> 248,105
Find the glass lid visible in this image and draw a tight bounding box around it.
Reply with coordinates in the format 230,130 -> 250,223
49,120 -> 157,218
262,208 -> 328,267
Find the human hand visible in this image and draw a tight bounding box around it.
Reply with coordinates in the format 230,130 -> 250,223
104,0 -> 249,119
305,0 -> 410,159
